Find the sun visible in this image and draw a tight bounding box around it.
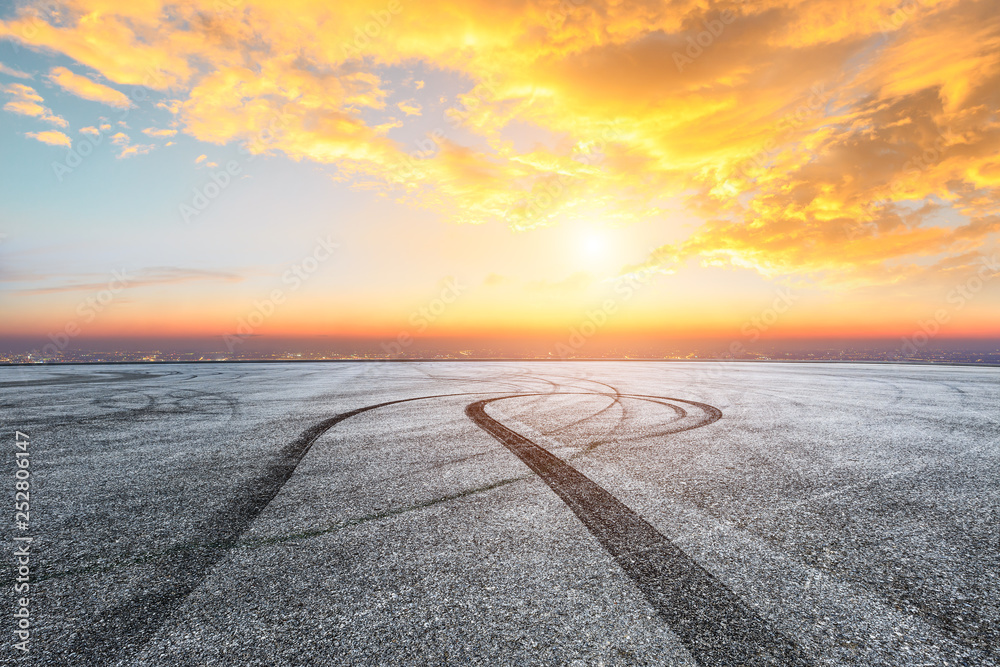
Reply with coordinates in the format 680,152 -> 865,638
581,231 -> 606,259
572,224 -> 624,274
584,234 -> 604,256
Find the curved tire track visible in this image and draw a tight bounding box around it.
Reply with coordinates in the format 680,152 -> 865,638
69,389 -> 807,666
63,392 -> 474,664
468,396 -> 810,667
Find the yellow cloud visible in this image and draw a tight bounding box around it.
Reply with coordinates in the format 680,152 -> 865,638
47,66 -> 132,108
105,130 -> 154,158
1,83 -> 67,127
25,130 -> 71,147
118,143 -> 154,158
397,98 -> 422,116
1,0 -> 996,286
0,6 -> 187,88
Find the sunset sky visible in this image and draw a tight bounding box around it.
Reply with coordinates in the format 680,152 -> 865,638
1,0 -> 998,354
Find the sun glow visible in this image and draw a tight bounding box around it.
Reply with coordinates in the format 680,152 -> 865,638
581,231 -> 605,259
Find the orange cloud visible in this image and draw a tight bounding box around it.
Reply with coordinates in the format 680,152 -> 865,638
25,130 -> 72,147
0,0 -> 997,289
47,66 -> 132,108
397,98 -> 421,116
1,83 -> 67,126
106,130 -> 154,158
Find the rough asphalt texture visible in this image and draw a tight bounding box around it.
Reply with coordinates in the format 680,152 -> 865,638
1,361 -> 997,666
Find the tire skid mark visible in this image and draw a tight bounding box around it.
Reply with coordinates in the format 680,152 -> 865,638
565,398 -> 687,460
8,388 -> 240,430
499,373 -> 604,432
467,396 -> 812,667
66,387 -> 798,666
62,391 -> 477,665
541,394 -> 624,436
0,369 -> 173,389
39,477 -> 530,584
536,374 -> 631,437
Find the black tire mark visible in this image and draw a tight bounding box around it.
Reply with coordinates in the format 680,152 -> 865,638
64,388 -> 787,665
541,393 -> 625,436
467,396 -> 812,667
535,374 -> 631,437
0,370 -> 172,389
6,387 -> 240,431
579,376 -> 635,442
568,401 -> 687,460
62,392 -> 475,665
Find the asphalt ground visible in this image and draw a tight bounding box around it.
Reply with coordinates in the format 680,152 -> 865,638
1,361 -> 997,665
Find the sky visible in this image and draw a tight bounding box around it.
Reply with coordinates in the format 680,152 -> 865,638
0,0 -> 998,356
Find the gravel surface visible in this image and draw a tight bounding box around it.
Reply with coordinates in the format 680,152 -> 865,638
1,361 -> 997,666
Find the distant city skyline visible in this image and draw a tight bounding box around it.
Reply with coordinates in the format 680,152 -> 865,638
2,336 -> 998,366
